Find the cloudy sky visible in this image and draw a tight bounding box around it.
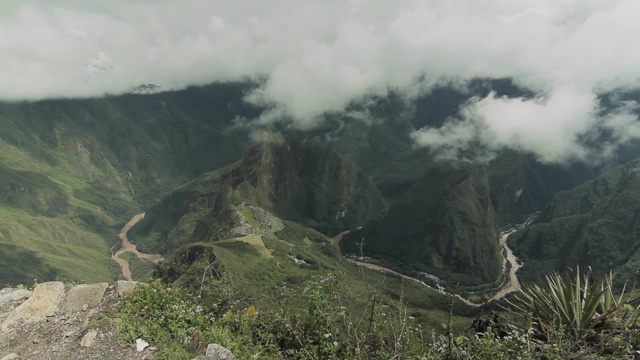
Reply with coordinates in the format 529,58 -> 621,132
2,0 -> 640,163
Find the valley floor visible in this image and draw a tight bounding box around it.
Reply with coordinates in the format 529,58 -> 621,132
112,213 -> 163,281
334,216 -> 537,306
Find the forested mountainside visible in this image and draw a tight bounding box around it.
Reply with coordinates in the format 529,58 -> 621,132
0,79 -> 632,291
511,157 -> 640,284
0,84 -> 254,284
131,136 -> 386,255
341,160 -> 501,287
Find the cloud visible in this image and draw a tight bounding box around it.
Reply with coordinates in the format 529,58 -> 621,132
411,88 -> 640,163
2,0 -> 640,162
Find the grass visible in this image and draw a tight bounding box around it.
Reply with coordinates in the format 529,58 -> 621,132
0,84 -> 254,284
206,218 -> 477,330
230,235 -> 272,258
0,206 -> 120,283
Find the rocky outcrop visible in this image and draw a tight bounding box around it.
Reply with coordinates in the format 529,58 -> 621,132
115,281 -> 139,297
0,281 -> 151,360
192,343 -> 237,360
1,282 -> 65,330
63,283 -> 109,313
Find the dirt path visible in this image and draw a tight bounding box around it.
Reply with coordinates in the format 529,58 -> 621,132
334,218 -> 535,307
112,213 -> 163,281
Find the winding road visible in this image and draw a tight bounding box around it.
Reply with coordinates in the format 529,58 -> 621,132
112,213 -> 163,281
334,218 -> 534,307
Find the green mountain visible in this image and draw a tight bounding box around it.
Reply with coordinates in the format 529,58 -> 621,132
487,151 -> 595,226
129,137 -> 478,327
0,84 -> 255,284
341,160 -> 502,288
0,78 -> 617,293
132,135 -> 386,254
511,157 -> 640,283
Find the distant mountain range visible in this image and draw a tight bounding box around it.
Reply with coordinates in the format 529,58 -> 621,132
1,79 -> 639,297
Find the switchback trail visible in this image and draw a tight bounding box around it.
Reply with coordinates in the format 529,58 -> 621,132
112,213 -> 163,281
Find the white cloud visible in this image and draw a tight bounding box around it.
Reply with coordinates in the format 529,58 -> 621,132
412,88 -> 640,163
2,0 -> 640,162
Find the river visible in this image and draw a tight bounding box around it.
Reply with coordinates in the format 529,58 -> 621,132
334,217 -> 535,307
111,213 -> 163,281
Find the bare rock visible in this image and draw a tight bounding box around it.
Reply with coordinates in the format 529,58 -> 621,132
80,330 -> 98,347
64,283 -> 108,312
1,353 -> 20,360
1,282 -> 65,330
0,289 -> 32,323
115,281 -> 139,297
135,338 -> 149,352
0,289 -> 32,307
205,343 -> 237,360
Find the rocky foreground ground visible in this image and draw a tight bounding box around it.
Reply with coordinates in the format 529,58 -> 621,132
0,282 -> 236,360
0,281 -> 156,360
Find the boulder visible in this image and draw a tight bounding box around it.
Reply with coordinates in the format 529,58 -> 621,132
64,283 -> 108,312
191,343 -> 237,360
1,282 -> 65,330
80,330 -> 98,347
0,288 -> 32,309
115,281 -> 139,297
205,343 -> 237,360
1,354 -> 20,360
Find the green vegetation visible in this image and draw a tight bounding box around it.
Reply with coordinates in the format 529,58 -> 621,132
0,83 -> 253,283
111,265 -> 640,359
342,160 -> 502,288
509,268 -> 632,341
511,158 -> 640,283
112,272 -> 466,359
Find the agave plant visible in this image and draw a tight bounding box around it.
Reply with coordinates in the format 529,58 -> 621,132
509,267 -> 629,341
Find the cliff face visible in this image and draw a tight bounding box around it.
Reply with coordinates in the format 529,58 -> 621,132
512,157 -> 640,283
132,137 -> 386,254
221,137 -> 386,234
487,151 -> 595,226
341,160 -> 501,287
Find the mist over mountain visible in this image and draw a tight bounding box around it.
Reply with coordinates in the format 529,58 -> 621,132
4,8 -> 640,354
3,1 -> 640,165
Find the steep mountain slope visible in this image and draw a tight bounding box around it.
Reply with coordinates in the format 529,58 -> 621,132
0,77 -> 613,288
132,135 -> 386,254
0,84 -> 254,284
341,160 -> 502,287
130,138 -> 477,330
487,151 -> 595,225
306,82 -> 594,217
511,157 -> 640,283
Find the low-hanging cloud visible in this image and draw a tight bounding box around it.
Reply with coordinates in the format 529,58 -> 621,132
411,88 -> 640,163
2,0 -> 640,162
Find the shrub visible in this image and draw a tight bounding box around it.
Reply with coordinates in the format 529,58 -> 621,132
508,267 -> 634,342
